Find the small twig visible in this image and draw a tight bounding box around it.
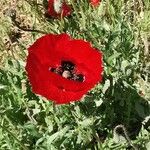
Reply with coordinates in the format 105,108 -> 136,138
113,124 -> 138,150
0,124 -> 29,150
13,19 -> 48,34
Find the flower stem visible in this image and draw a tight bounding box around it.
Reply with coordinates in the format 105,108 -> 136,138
113,124 -> 138,150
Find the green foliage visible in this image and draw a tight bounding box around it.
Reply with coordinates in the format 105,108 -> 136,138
0,0 -> 150,149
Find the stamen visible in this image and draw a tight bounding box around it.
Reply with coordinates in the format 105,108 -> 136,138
50,68 -> 55,72
61,61 -> 75,71
49,61 -> 85,82
50,67 -> 62,75
73,74 -> 84,82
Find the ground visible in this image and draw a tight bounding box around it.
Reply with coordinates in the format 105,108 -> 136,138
0,0 -> 150,150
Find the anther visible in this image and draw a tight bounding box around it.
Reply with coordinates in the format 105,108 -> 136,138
61,61 -> 75,71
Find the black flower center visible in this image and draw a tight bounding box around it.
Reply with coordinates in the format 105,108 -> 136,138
61,61 -> 75,71
49,61 -> 84,82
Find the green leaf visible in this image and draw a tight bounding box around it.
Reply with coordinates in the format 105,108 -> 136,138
46,126 -> 69,145
102,79 -> 110,94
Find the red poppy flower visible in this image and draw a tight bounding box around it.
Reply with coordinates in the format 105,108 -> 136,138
48,0 -> 71,18
25,33 -> 103,104
90,0 -> 100,7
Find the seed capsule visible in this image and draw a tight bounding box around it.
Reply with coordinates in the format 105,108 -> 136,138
62,70 -> 72,79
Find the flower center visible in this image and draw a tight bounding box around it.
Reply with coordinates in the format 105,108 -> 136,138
49,61 -> 85,82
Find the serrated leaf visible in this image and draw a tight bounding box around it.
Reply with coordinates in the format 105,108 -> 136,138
107,53 -> 121,65
121,60 -> 129,73
78,118 -> 93,127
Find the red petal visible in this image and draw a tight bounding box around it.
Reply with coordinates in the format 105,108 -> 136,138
90,0 -> 100,6
26,33 -> 103,104
48,0 -> 72,18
